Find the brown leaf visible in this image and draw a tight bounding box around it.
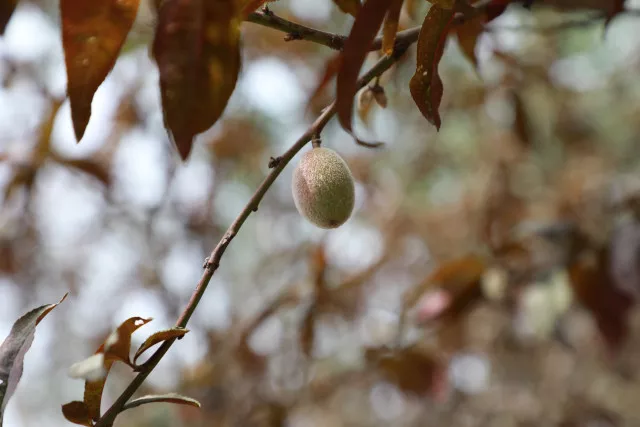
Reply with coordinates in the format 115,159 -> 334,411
0,0 -> 17,35
153,0 -> 241,160
121,393 -> 201,412
366,346 -> 443,397
81,317 -> 152,422
568,248 -> 634,353
382,0 -> 403,55
409,5 -> 454,130
133,328 -> 189,365
61,0 -> 141,142
306,53 -> 342,113
61,401 -> 93,426
0,294 -> 68,423
300,308 -> 315,358
455,12 -> 485,69
336,0 -> 393,135
511,90 -> 533,148
412,254 -> 488,323
332,0 -> 361,16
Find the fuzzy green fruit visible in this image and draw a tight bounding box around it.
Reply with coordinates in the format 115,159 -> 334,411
292,147 -> 355,229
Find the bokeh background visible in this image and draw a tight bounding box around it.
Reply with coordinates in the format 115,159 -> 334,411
2,0 -> 640,426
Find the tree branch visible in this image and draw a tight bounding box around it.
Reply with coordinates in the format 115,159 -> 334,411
93,45 -> 410,427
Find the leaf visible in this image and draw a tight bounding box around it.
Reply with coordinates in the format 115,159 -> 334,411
365,346 -> 444,397
455,13 -> 484,69
409,5 -> 454,130
568,248 -> 634,353
332,0 -> 361,16
300,308 -> 315,358
511,90 -> 533,148
0,0 -> 17,35
121,393 -> 201,412
60,0 -> 141,142
0,293 -> 67,424
153,0 -> 241,160
382,0 -> 403,55
133,328 -> 189,365
61,401 -> 93,426
336,0 -> 393,137
306,53 -> 343,113
78,317 -> 152,422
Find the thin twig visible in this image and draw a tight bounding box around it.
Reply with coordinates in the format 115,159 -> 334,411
94,46 -> 409,427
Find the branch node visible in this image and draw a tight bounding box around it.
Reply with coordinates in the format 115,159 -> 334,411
268,156 -> 282,168
284,31 -> 303,42
311,134 -> 321,148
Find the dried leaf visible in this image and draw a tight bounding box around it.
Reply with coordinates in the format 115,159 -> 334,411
306,54 -> 342,114
511,90 -> 533,148
366,346 -> 443,397
336,0 -> 393,136
568,249 -> 634,353
0,0 -> 17,35
332,0 -> 361,17
409,5 -> 454,130
121,393 -> 201,412
61,401 -> 92,426
455,12 -> 485,69
0,294 -> 68,424
414,254 -> 488,323
153,0 -> 241,160
371,84 -> 388,108
61,0 -> 141,141
300,308 -> 315,358
133,328 -> 189,365
382,0 -> 403,55
357,87 -> 375,121
78,317 -> 152,422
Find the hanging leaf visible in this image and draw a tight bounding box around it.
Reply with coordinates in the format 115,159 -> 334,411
300,308 -> 315,358
0,294 -> 68,425
60,0 -> 141,142
336,0 -> 393,138
153,0 -> 241,160
121,393 -> 201,412
0,0 -> 17,35
332,0 -> 361,16
133,328 -> 189,365
455,13 -> 484,69
306,53 -> 343,112
382,0 -> 403,54
61,401 -> 92,427
409,5 -> 454,130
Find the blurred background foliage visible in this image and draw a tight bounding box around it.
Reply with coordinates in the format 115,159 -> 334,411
2,0 -> 640,426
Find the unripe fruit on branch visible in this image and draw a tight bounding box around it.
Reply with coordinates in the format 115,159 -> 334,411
292,147 -> 355,229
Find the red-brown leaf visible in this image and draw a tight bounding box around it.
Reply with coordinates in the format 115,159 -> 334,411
121,393 -> 201,412
455,13 -> 484,69
61,401 -> 93,426
60,0 -> 140,142
0,0 -> 17,35
81,317 -> 152,422
409,5 -> 454,130
336,0 -> 393,134
153,0 -> 241,160
382,0 -> 403,54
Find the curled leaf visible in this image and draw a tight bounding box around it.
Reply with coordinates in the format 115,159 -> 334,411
0,294 -> 68,424
153,0 -> 241,160
409,5 -> 454,130
133,328 -> 189,365
121,393 -> 201,412
61,0 -> 141,141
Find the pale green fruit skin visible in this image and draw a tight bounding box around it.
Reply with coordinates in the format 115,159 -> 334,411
292,147 -> 355,229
